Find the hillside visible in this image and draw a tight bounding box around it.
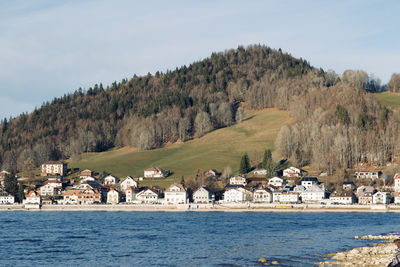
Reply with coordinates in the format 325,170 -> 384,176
68,108 -> 290,187
0,45 -> 317,173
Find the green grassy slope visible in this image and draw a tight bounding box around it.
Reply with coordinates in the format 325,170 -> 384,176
375,91 -> 400,109
68,108 -> 290,187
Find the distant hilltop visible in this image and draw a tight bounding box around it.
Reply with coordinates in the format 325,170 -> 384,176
1,44 -> 400,181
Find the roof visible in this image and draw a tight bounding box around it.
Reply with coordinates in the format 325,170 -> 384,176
145,167 -> 162,172
137,188 -> 159,196
301,177 -> 319,182
194,186 -> 212,193
330,191 -> 354,198
254,187 -> 272,193
165,183 -> 186,192
46,179 -> 62,184
304,184 -> 324,192
26,190 -> 40,198
64,188 -> 101,196
43,161 -> 64,165
224,184 -> 245,190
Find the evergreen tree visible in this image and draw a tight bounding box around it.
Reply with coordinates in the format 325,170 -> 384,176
17,183 -> 24,203
4,172 -> 18,197
262,149 -> 275,177
239,153 -> 251,174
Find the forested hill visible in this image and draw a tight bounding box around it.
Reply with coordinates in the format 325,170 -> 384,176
8,43 -> 388,173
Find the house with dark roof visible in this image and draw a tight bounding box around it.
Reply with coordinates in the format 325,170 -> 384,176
301,177 -> 319,189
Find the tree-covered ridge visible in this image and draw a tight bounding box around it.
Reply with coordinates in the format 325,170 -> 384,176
0,45 -> 315,171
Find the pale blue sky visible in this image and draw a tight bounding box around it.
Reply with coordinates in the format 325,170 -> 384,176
0,0 -> 399,119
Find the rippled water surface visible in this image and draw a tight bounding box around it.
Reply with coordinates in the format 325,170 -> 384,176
0,211 -> 399,266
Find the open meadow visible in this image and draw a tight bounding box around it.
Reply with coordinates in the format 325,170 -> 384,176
68,108 -> 290,186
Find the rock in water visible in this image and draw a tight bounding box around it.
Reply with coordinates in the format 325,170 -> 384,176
258,257 -> 267,263
271,261 -> 279,265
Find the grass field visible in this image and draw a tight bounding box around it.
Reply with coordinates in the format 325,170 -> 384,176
375,91 -> 400,109
68,108 -> 290,187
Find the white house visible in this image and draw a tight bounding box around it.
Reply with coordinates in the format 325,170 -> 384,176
355,171 -> 380,179
104,175 -> 118,186
23,190 -> 41,205
229,176 -> 247,186
79,169 -> 93,179
301,177 -> 319,189
342,181 -> 356,191
373,191 -> 391,204
253,169 -> 267,176
301,184 -> 326,203
356,186 -> 375,197
394,192 -> 400,205
124,187 -> 139,203
272,191 -> 282,203
283,167 -> 302,178
107,189 -> 120,204
39,184 -> 57,196
293,185 -> 306,193
0,191 -> 14,204
268,177 -> 284,187
136,188 -> 160,204
63,190 -> 79,205
193,186 -> 214,203
120,176 -> 138,191
394,173 -> 400,192
253,188 -> 272,203
329,191 -> 356,205
165,184 -> 187,204
41,161 -> 67,176
223,187 -> 251,203
144,167 -> 164,178
279,192 -> 300,203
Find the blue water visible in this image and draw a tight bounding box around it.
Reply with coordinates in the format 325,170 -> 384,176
0,211 -> 398,267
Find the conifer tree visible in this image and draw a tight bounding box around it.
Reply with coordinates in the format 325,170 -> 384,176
239,153 -> 251,174
4,172 -> 17,197
17,183 -> 24,203
262,149 -> 275,177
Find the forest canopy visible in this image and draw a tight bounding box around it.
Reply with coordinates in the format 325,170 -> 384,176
0,45 -> 391,173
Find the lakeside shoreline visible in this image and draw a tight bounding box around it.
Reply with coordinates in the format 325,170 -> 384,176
3,203 -> 400,212
318,234 -> 400,266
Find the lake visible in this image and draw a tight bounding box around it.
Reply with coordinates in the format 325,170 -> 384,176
0,211 -> 398,266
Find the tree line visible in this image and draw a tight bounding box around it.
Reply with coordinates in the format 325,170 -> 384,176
275,70 -> 399,174
0,45 -> 314,173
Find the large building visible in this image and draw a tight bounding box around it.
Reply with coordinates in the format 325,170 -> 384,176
193,186 -> 214,203
164,184 -> 187,204
41,161 -> 67,176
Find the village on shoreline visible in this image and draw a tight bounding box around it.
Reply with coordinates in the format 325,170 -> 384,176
0,161 -> 400,211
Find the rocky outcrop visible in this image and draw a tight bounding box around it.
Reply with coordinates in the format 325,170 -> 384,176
317,234 -> 400,266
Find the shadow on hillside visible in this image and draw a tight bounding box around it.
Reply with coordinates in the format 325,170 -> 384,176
241,115 -> 255,122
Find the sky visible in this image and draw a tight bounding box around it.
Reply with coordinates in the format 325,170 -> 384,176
0,0 -> 400,119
